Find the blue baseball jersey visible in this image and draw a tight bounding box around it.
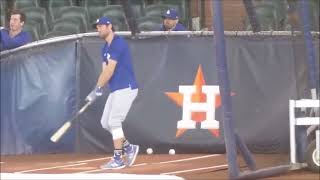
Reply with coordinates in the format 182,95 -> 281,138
160,23 -> 187,31
101,35 -> 138,92
0,29 -> 32,51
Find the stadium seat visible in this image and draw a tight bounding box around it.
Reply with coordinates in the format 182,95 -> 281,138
80,0 -> 109,24
0,0 -> 6,12
101,5 -> 125,21
23,20 -> 41,41
43,30 -> 73,39
48,0 -> 73,20
130,4 -> 143,18
245,4 -> 277,31
52,18 -> 82,34
0,1 -> 7,28
307,0 -> 320,31
255,0 -> 286,30
55,6 -> 89,32
137,16 -> 162,31
127,0 -> 144,17
0,14 -> 6,27
144,4 -> 170,17
98,5 -> 128,31
129,0 -> 144,6
21,7 -> 49,38
48,0 -> 74,7
109,18 -> 128,31
87,6 -> 106,24
14,0 -> 39,9
80,0 -> 109,8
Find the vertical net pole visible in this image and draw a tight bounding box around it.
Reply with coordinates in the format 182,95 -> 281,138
298,0 -> 319,98
212,0 -> 239,178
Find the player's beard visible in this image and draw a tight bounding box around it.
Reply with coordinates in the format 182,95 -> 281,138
99,30 -> 111,39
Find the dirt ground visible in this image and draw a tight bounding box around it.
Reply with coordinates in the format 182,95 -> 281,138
1,153 -> 319,179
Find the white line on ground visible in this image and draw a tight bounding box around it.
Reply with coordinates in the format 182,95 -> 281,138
74,154 -> 222,174
74,168 -> 104,174
14,163 -> 87,173
67,157 -> 111,164
1,173 -> 184,180
161,164 -> 228,175
158,154 -> 222,164
74,163 -> 148,174
132,163 -> 148,167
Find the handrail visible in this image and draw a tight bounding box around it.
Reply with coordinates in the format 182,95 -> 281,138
1,31 -> 319,57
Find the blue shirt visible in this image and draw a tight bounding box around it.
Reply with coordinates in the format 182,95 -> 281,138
160,23 -> 187,31
101,35 -> 138,92
0,29 -> 32,51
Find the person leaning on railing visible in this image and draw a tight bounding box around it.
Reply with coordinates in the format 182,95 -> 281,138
159,9 -> 187,31
0,9 -> 32,51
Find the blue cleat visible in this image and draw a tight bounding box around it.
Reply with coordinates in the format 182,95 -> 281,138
100,157 -> 126,170
124,144 -> 139,167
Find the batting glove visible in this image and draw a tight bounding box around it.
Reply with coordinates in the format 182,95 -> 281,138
85,86 -> 103,102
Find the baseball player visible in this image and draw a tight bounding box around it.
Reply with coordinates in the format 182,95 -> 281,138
86,16 -> 139,170
160,9 -> 187,31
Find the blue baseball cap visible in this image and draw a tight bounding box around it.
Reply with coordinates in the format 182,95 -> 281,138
92,16 -> 112,28
162,9 -> 179,20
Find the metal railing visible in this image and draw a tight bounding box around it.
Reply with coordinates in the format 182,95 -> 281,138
1,31 -> 319,57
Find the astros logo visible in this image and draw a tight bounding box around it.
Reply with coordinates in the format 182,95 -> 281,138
165,65 -> 234,138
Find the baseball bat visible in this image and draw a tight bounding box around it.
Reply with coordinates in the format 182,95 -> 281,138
50,101 -> 92,143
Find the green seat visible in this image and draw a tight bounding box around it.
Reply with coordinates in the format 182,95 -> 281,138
137,16 -> 162,31
246,4 -> 277,31
81,0 -> 109,23
14,0 -> 39,8
48,0 -> 73,20
1,14 -> 6,27
254,0 -> 287,30
21,7 -> 49,37
100,5 -> 128,31
110,18 -> 128,31
56,6 -> 89,32
306,0 -> 320,31
80,0 -> 109,8
0,0 -> 7,14
144,4 -> 170,17
127,0 -> 144,18
24,20 -> 41,41
129,0 -> 144,6
130,4 -> 143,18
43,30 -> 72,39
48,0 -> 73,7
101,5 -> 125,21
52,18 -> 82,34
0,0 -> 6,26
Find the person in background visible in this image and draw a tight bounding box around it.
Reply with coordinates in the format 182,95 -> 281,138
0,9 -> 32,51
160,9 -> 187,31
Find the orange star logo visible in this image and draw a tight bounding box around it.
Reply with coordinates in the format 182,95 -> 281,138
165,65 -> 234,138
